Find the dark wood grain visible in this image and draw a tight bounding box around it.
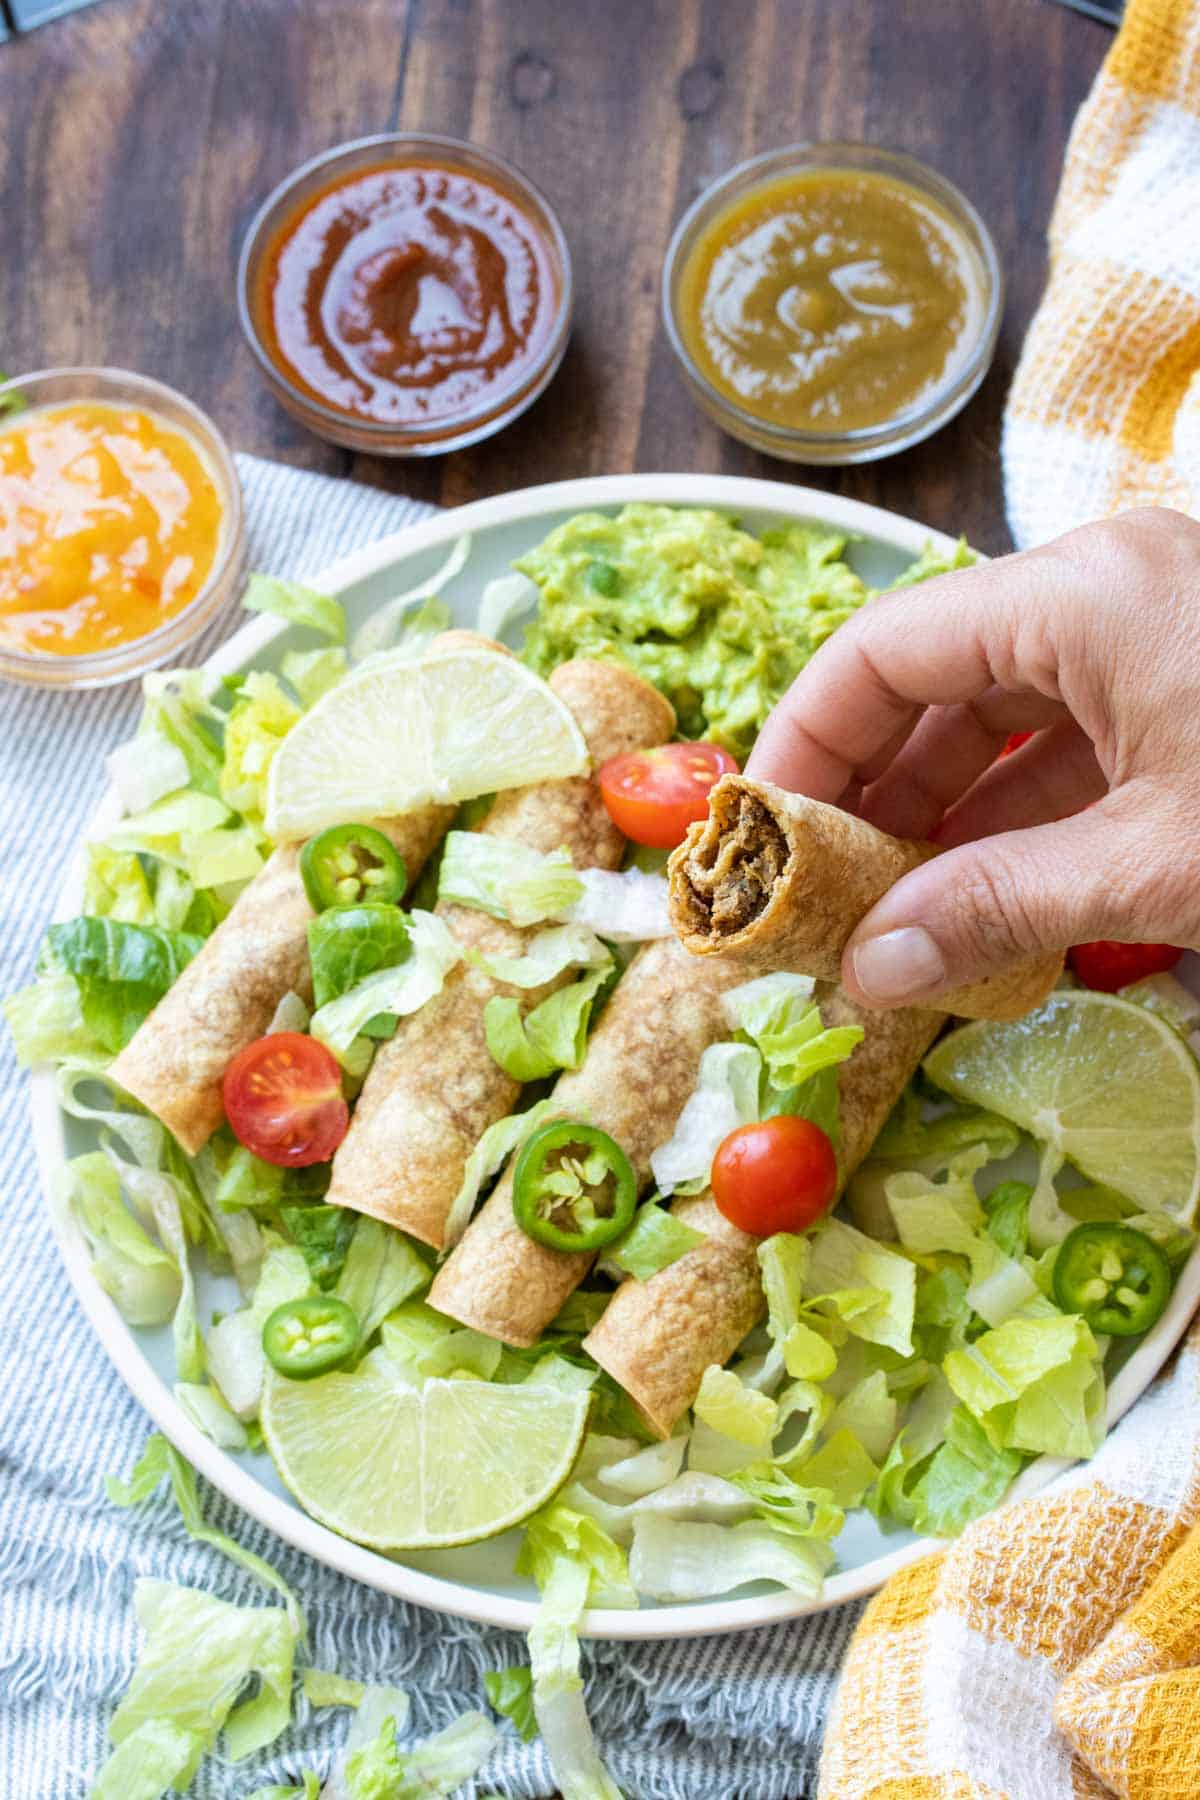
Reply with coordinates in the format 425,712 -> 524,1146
0,0 -> 1110,552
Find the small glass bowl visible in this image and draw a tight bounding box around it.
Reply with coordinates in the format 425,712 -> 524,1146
662,142 -> 1004,465
237,133 -> 574,457
0,367 -> 245,690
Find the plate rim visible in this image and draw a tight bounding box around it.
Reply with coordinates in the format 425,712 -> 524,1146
31,470 -> 1200,1640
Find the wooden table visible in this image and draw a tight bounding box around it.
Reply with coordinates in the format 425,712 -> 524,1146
0,0 -> 1110,555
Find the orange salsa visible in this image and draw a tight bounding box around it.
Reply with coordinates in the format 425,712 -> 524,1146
0,402 -> 223,657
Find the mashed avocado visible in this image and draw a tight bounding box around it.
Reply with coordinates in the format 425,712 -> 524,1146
518,503 -> 971,760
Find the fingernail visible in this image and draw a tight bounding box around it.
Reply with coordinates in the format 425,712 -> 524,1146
852,926 -> 947,1002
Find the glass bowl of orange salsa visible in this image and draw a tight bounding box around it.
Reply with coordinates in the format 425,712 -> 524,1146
0,368 -> 245,689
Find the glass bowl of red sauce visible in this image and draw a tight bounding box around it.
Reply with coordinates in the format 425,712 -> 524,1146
238,134 -> 573,456
0,367 -> 245,689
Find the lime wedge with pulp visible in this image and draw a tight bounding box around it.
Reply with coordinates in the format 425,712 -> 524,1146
260,1350 -> 589,1550
923,989 -> 1200,1222
265,647 -> 589,841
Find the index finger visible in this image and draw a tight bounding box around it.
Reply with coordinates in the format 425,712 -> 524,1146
745,546 -> 1062,800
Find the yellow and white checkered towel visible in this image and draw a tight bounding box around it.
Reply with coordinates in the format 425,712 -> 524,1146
1002,0 -> 1200,546
820,11 -> 1200,1791
818,1323 -> 1200,1799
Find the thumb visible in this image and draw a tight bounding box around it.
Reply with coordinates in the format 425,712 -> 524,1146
841,796 -> 1194,1009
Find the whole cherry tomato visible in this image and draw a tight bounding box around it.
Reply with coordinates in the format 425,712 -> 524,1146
1068,941 -> 1183,993
711,1115 -> 838,1237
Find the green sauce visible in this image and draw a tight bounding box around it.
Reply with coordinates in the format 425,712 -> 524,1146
677,169 -> 985,434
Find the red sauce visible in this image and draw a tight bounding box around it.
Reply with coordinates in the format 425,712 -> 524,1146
255,162 -> 562,428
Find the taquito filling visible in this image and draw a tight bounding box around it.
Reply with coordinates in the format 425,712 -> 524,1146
677,788 -> 788,936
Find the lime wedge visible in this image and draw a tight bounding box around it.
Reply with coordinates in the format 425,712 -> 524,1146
923,989 -> 1200,1222
264,647 -> 589,841
260,1350 -> 589,1550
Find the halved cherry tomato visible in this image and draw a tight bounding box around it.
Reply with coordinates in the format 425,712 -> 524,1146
222,1032 -> 349,1167
598,742 -> 738,848
1068,941 -> 1183,993
711,1115 -> 838,1237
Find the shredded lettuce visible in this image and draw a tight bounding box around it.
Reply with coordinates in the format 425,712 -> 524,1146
629,1515 -> 833,1602
104,789 -> 231,862
93,1435 -> 306,1796
302,1668 -> 366,1708
282,644 -> 349,707
1122,971 -> 1200,1035
805,1218 -> 916,1357
983,1178 -> 1033,1258
649,1043 -> 761,1196
243,573 -> 347,643
908,1406 -> 1023,1536
517,1504 -> 633,1800
965,1254 -> 1042,1329
106,731 -> 191,819
443,1099 -> 558,1248
943,1313 -> 1105,1458
172,1381 -> 249,1452
88,1719 -> 205,1799
57,1153 -> 181,1327
727,973 -> 863,1091
484,961 -> 612,1081
729,1462 -> 844,1537
884,1152 -> 987,1259
310,910 -> 461,1068
3,967 -> 101,1067
137,668 -> 226,799
469,922 -> 610,988
84,844 -> 158,924
380,1300 -> 502,1383
559,867 -> 672,942
100,1142 -> 205,1382
598,1202 -> 704,1281
791,1431 -> 879,1507
343,1710 -> 498,1800
220,671 -> 301,825
246,1779 -> 320,1800
335,1218 -> 430,1343
1027,1144 -> 1077,1252
350,535 -> 470,661
206,1244 -> 313,1420
438,833 -> 584,927
872,1090 -> 1020,1169
478,569 -> 539,641
100,1581 -> 297,1780
280,1202 -> 357,1290
825,1371 -> 897,1463
589,1436 -> 689,1497
46,916 -> 203,1054
485,1666 -> 538,1742
308,905 -> 412,1011
694,1365 -> 778,1449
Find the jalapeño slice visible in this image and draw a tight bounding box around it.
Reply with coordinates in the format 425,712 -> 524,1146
1052,1222 -> 1172,1338
262,1294 -> 360,1379
300,823 -> 406,911
512,1120 -> 637,1254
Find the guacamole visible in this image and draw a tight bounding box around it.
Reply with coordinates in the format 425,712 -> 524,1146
517,504 -> 971,760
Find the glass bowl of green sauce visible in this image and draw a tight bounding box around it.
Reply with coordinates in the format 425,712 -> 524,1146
663,143 -> 1003,464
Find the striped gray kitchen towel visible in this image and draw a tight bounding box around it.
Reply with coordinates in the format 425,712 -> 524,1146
0,454 -> 861,1800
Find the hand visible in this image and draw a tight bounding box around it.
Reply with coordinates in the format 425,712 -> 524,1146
746,508 -> 1200,1010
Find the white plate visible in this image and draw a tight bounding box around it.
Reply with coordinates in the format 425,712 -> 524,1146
32,472 -> 1200,1640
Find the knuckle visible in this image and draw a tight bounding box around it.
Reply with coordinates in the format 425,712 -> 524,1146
945,853 -> 1046,966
